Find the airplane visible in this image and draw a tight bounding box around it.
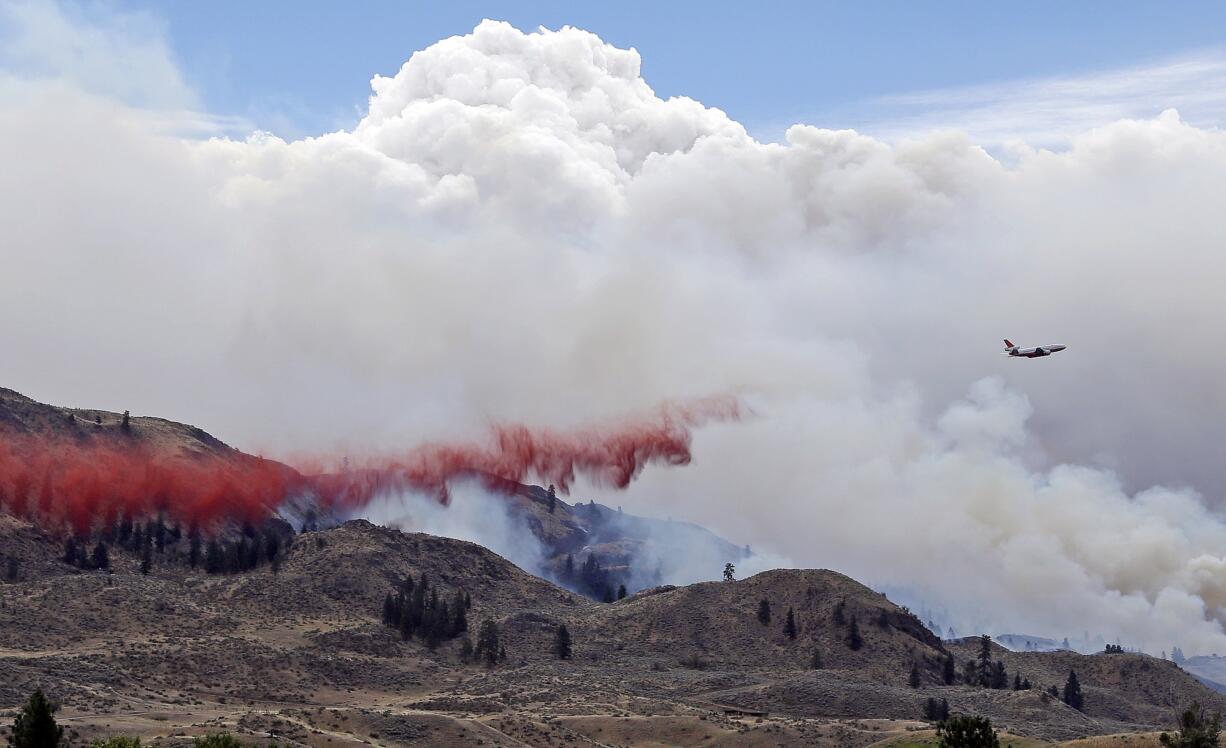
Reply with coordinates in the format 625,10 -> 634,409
1003,339 -> 1066,358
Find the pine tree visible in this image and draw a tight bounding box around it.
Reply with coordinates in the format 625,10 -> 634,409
451,590 -> 468,636
205,539 -> 223,574
121,410 -> 131,432
909,663 -> 922,688
846,615 -> 863,650
963,661 -> 978,685
1063,670 -> 1084,711
459,635 -> 474,664
140,544 -> 152,575
877,609 -> 890,628
547,484 -> 557,514
617,584 -> 627,600
382,593 -> 397,626
783,607 -> 797,640
154,516 -> 167,553
189,529 -> 202,569
91,542 -> 109,571
757,599 -> 772,625
553,624 -> 572,660
62,538 -> 80,567
1014,673 -> 1023,691
977,635 -> 994,688
991,660 -> 1008,690
942,653 -> 957,685
475,619 -> 500,668
723,562 -> 735,582
833,600 -> 846,625
9,688 -> 64,748
399,607 -> 415,641
602,585 -> 614,603
563,554 -> 575,581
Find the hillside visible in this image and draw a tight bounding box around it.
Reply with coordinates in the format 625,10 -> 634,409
0,386 -> 739,597
1,387 -> 1219,746
0,515 -> 1217,747
0,387 -> 237,460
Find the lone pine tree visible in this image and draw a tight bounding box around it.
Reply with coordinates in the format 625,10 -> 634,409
553,624 -> 572,660
757,599 -> 772,625
1063,670 -> 1085,711
9,689 -> 64,748
846,615 -> 863,650
783,607 -> 797,640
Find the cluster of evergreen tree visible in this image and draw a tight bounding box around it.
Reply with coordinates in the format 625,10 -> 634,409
1104,643 -> 1125,654
200,527 -> 285,575
56,514 -> 288,577
471,618 -> 505,667
560,553 -> 621,602
963,635 -> 1011,689
381,573 -> 470,650
923,696 -> 950,722
828,600 -> 864,650
62,536 -> 109,570
1172,646 -> 1187,665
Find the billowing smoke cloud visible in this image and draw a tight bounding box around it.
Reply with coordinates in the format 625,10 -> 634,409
3,9 -> 1226,653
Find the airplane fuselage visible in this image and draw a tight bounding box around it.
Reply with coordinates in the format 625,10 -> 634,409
1006,344 -> 1066,358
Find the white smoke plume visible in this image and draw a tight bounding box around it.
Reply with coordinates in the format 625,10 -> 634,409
3,7 -> 1226,654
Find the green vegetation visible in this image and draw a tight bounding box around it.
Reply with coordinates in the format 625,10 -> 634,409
1063,670 -> 1084,711
380,573 -> 469,648
553,624 -> 572,660
937,714 -> 999,748
1160,702 -> 1222,748
846,615 -> 863,650
9,689 -> 64,748
722,562 -> 735,582
923,697 -> 950,722
757,598 -> 771,625
475,618 -> 502,668
783,606 -> 797,640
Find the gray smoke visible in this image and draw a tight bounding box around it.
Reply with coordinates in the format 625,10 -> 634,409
4,6 -> 1226,654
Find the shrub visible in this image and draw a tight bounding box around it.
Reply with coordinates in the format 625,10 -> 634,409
937,715 -> 999,748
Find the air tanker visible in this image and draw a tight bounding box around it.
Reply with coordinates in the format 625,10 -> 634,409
1003,339 -> 1066,358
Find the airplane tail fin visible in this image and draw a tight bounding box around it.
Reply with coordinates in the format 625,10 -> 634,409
1003,339 -> 1015,349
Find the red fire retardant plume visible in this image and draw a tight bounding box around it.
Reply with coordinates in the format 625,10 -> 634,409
0,397 -> 742,534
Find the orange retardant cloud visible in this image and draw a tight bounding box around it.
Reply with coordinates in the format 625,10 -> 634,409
0,396 -> 742,535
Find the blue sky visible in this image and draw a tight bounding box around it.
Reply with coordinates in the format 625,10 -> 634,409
87,1 -> 1226,139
